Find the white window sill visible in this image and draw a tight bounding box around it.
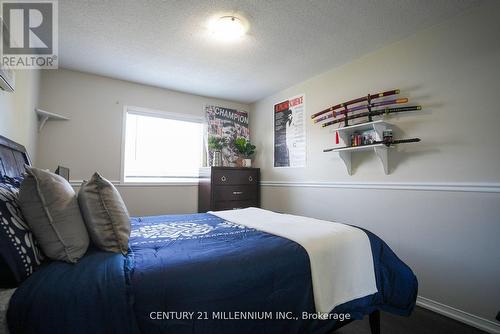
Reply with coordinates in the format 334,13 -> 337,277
122,177 -> 199,186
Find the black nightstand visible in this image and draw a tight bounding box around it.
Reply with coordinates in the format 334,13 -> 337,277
198,167 -> 260,212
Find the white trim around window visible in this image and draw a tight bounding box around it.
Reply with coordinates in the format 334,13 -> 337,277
120,105 -> 205,184
125,105 -> 205,124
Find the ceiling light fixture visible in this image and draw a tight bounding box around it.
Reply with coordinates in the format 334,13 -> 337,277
210,15 -> 247,42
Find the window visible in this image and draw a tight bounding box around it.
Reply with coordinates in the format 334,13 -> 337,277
122,107 -> 204,182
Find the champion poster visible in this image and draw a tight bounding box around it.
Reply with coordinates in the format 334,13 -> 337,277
205,105 -> 249,167
274,94 -> 306,167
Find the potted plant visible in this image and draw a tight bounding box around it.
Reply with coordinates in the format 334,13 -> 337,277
233,137 -> 256,167
208,135 -> 225,166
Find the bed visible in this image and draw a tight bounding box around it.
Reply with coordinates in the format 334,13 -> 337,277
0,135 -> 418,334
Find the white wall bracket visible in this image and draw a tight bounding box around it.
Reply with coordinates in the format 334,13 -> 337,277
35,108 -> 69,132
374,145 -> 389,174
338,151 -> 352,175
327,120 -> 391,175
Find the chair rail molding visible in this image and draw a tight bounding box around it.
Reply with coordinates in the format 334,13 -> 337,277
260,181 -> 500,193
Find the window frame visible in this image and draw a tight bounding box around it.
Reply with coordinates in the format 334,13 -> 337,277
120,105 -> 206,185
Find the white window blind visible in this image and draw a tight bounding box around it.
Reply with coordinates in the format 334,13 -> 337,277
123,109 -> 204,182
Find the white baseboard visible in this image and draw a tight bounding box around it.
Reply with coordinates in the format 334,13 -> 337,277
417,296 -> 500,333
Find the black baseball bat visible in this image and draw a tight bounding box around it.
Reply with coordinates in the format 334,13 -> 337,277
323,138 -> 421,152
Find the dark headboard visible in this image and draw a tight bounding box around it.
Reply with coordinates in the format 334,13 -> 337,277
0,135 -> 31,178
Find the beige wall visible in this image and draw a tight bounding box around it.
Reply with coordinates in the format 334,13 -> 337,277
251,2 -> 500,332
70,183 -> 198,217
0,70 -> 40,161
37,69 -> 249,215
252,3 -> 500,183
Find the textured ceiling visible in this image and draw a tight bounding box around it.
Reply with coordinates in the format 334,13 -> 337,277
59,0 -> 483,103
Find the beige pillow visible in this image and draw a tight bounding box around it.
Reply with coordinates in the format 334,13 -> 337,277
19,166 -> 89,263
78,173 -> 130,254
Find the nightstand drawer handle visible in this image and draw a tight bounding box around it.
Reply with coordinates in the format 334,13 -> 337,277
233,191 -> 243,195
248,176 -> 253,181
221,176 -> 227,182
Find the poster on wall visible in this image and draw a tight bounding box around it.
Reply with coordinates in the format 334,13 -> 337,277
274,94 -> 306,168
205,105 -> 249,167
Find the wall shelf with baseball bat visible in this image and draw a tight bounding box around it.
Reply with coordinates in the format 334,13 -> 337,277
312,89 -> 422,175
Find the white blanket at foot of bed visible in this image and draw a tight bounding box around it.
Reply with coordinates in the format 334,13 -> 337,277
209,207 -> 378,313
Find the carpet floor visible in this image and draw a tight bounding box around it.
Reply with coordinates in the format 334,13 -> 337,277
334,307 -> 488,334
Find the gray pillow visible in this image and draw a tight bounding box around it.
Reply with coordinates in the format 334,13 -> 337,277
19,166 -> 89,263
78,173 -> 130,254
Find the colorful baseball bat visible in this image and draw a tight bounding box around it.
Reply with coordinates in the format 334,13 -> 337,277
311,89 -> 400,120
314,98 -> 408,123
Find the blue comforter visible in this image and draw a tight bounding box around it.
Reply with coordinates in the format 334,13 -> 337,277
8,213 -> 417,334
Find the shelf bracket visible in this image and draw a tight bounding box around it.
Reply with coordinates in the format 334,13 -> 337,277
374,146 -> 389,175
329,120 -> 393,175
35,108 -> 70,132
38,115 -> 49,132
372,122 -> 387,141
337,131 -> 348,146
338,151 -> 352,175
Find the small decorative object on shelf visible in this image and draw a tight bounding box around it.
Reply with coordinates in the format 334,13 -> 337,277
233,137 -> 256,167
351,129 -> 376,146
383,129 -> 393,142
213,151 -> 222,167
208,135 -> 226,167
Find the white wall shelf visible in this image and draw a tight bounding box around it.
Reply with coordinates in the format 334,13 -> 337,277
35,108 -> 69,132
326,120 -> 391,175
